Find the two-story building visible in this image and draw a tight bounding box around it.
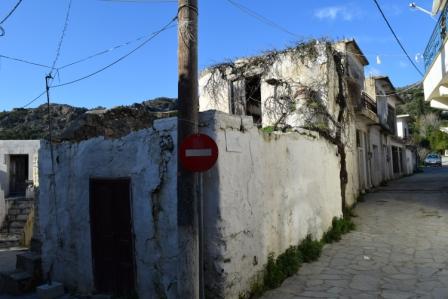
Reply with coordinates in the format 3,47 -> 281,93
423,0 -> 448,110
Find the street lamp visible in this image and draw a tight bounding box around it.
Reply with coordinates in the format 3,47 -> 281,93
409,2 -> 437,19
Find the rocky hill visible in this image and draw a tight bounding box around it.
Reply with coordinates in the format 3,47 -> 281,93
0,97 -> 177,142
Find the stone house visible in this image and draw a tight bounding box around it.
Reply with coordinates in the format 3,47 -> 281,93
0,140 -> 40,248
199,39 -> 369,207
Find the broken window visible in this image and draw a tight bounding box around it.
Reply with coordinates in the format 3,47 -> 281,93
230,76 -> 262,125
245,76 -> 262,125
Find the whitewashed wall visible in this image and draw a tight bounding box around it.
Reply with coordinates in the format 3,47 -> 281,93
200,111 -> 343,298
38,118 -> 178,299
0,140 -> 41,226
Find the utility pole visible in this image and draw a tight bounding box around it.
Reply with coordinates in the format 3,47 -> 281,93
177,0 -> 199,298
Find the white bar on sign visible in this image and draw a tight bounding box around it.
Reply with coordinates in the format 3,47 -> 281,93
186,149 -> 212,157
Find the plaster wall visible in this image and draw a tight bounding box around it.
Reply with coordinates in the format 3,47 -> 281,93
0,140 -> 40,226
37,111 -> 357,298
201,111 -> 343,298
38,119 -> 178,299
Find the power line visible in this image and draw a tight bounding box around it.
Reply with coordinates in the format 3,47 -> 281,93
21,90 -> 46,108
58,31 -> 157,70
0,0 -> 23,24
372,0 -> 424,77
19,16 -> 175,109
0,54 -> 51,69
52,17 -> 176,89
50,0 -> 73,73
225,0 -> 302,39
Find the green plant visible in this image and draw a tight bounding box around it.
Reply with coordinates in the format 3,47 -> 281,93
262,126 -> 275,134
263,253 -> 285,289
322,217 -> 355,243
297,235 -> 323,263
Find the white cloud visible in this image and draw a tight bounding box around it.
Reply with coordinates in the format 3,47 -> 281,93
314,5 -> 360,21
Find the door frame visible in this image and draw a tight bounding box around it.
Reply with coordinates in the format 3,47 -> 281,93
89,177 -> 137,295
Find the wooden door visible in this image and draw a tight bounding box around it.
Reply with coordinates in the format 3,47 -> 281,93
90,179 -> 135,296
9,155 -> 29,196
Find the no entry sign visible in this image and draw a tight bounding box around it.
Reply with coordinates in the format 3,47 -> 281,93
180,134 -> 219,172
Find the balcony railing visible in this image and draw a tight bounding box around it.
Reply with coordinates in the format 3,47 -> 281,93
359,92 -> 377,114
424,4 -> 448,70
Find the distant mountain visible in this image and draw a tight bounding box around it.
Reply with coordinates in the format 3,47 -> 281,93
0,97 -> 177,142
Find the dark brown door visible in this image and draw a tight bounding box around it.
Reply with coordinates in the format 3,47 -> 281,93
9,155 -> 29,196
90,179 -> 135,296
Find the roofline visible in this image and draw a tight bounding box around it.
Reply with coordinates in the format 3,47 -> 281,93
343,39 -> 369,66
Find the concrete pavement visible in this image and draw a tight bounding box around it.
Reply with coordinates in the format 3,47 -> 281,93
261,167 -> 448,299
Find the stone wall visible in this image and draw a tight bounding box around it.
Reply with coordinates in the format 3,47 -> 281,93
38,111 -> 344,298
200,111 -> 343,298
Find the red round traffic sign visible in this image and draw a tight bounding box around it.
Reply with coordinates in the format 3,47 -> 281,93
179,134 -> 219,172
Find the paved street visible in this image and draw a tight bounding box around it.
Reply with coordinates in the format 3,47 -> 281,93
262,167 -> 448,299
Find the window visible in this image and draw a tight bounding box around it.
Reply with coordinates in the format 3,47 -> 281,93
230,76 -> 262,125
245,76 -> 262,125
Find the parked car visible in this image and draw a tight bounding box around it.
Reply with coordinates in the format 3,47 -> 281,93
424,153 -> 442,167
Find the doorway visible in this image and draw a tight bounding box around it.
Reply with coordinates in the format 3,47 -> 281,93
90,178 -> 135,296
9,155 -> 29,197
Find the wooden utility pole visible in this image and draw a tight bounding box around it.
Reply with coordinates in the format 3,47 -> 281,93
177,0 -> 199,298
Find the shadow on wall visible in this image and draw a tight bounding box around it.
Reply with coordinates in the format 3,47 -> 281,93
0,170 -> 8,226
201,122 -> 224,298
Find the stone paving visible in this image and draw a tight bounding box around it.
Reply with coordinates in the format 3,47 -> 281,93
261,167 -> 448,299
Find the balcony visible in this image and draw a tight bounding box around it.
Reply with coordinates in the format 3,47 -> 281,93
423,3 -> 448,110
424,4 -> 448,71
356,92 -> 379,124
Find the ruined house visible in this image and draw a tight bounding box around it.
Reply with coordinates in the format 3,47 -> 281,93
199,39 -> 369,207
29,40 -> 417,299
0,140 -> 40,248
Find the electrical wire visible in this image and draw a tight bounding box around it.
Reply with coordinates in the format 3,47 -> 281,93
0,0 -> 23,24
225,0 -> 302,39
50,0 -> 73,73
52,17 -> 177,89
19,16 -> 176,109
58,31 -> 161,70
21,90 -> 46,108
0,54 -> 51,69
372,0 -> 424,77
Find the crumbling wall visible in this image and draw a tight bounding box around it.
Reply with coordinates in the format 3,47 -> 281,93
200,111 -> 342,298
38,118 -> 178,298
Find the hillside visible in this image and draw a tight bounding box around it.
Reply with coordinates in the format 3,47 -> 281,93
0,98 -> 177,142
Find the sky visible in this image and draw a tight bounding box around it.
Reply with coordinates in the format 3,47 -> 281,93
0,0 -> 438,111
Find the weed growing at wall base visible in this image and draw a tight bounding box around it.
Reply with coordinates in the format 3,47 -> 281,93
242,216 -> 355,299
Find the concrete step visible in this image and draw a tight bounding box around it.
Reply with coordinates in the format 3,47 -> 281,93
13,203 -> 33,210
9,221 -> 27,229
0,239 -> 20,249
16,252 -> 42,278
0,228 -> 23,235
6,214 -> 29,222
0,270 -> 33,295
